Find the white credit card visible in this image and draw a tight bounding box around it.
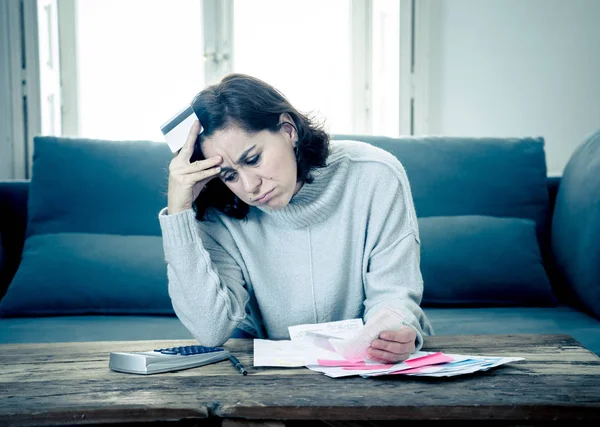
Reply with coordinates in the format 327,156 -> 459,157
160,105 -> 203,153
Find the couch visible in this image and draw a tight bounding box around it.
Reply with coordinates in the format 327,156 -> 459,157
1,131 -> 599,354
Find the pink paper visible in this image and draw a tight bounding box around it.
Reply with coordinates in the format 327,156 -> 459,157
405,352 -> 452,368
390,366 -> 427,375
343,364 -> 394,371
318,352 -> 453,370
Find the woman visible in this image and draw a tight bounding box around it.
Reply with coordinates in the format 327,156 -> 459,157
159,73 -> 433,363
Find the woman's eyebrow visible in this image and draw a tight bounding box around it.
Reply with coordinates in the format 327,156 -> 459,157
219,145 -> 257,173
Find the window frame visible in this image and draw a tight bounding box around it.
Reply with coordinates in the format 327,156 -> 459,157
6,0 -> 431,178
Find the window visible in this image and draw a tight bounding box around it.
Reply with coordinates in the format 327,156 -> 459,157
371,0 -> 400,137
75,0 -> 204,141
232,0 -> 352,134
39,0 -> 413,142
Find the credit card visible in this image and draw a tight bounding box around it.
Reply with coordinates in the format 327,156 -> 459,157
160,105 -> 203,153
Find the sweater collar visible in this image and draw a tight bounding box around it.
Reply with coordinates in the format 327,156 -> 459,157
254,143 -> 348,228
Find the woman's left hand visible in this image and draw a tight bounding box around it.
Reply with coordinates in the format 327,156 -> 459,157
367,326 -> 416,363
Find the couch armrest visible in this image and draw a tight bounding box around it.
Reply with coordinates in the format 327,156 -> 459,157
551,130 -> 600,319
0,180 -> 30,300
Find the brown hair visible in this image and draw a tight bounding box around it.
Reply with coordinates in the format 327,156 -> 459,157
190,73 -> 330,220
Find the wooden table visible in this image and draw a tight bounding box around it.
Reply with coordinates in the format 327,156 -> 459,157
1,334 -> 599,426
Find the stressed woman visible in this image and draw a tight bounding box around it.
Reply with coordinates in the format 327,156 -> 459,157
159,74 -> 433,363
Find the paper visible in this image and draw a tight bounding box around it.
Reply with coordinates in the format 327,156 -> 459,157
253,337 -> 344,367
288,318 -> 363,341
253,339 -> 311,367
328,305 -> 406,362
405,352 -> 453,367
252,315 -> 525,378
288,318 -> 364,356
380,356 -> 525,378
254,317 -> 369,367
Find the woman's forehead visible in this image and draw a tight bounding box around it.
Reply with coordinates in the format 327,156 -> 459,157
202,127 -> 254,157
202,127 -> 272,159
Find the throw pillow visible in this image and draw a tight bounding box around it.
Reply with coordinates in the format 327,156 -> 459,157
419,215 -> 556,306
0,233 -> 173,316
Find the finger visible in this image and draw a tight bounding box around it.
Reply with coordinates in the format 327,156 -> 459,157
370,338 -> 405,354
180,120 -> 201,155
373,339 -> 415,356
380,328 -> 415,343
367,347 -> 411,363
181,166 -> 222,184
175,157 -> 222,175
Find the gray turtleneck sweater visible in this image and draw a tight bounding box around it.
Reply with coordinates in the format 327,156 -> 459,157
158,140 -> 434,349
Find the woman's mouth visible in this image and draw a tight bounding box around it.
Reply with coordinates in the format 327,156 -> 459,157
255,189 -> 274,204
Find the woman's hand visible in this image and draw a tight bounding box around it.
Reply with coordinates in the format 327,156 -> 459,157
367,326 -> 417,363
167,120 -> 222,215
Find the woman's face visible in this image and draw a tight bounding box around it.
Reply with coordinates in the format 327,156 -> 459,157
201,116 -> 302,210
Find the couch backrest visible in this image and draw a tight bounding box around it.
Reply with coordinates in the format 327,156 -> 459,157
26,136 -> 172,238
1,134 -> 556,308
24,135 -> 552,237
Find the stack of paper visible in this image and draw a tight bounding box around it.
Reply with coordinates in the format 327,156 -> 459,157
305,351 -> 524,378
253,307 -> 524,378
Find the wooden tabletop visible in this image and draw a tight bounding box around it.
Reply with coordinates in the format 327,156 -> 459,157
1,334 -> 599,426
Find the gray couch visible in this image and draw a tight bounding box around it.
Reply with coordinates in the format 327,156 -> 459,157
1,131 -> 599,354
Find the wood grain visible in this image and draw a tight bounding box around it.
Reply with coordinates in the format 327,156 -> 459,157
0,334 -> 599,426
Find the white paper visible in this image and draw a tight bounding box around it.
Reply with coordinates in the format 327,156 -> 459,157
253,338 -> 344,367
329,305 -> 406,362
253,316 -> 525,378
253,339 -> 309,367
361,355 -> 525,378
288,318 -> 363,341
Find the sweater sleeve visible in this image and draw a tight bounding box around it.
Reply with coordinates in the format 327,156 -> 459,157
362,162 -> 434,351
158,207 -> 254,346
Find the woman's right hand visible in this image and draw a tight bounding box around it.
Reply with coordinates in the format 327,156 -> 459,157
167,120 -> 222,215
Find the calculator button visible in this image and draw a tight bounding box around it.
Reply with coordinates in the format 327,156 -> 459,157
153,345 -> 225,355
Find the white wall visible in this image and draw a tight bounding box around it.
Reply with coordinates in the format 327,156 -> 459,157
427,0 -> 600,176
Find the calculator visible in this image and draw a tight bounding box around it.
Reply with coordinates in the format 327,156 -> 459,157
109,345 -> 231,375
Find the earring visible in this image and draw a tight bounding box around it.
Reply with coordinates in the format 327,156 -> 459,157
293,141 -> 299,157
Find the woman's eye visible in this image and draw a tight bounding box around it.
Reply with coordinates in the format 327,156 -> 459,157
246,154 -> 261,166
223,172 -> 238,182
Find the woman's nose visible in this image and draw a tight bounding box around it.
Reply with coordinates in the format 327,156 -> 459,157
240,170 -> 261,194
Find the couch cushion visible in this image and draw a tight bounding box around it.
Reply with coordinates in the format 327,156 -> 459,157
425,306 -> 600,356
0,308 -> 597,356
419,215 -> 556,306
0,233 -> 174,316
551,129 -> 600,319
26,136 -> 172,237
333,135 -> 551,243
0,316 -> 249,344
0,316 -> 191,343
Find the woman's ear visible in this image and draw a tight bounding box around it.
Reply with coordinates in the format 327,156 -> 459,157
279,113 -> 297,141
